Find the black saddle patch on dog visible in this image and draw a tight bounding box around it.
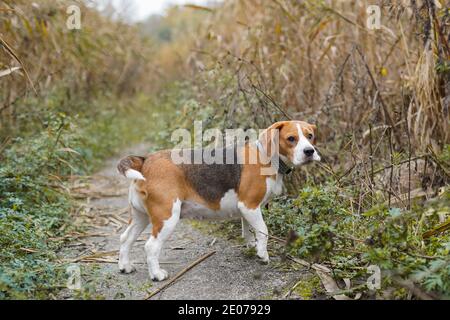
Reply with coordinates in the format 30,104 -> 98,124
179,147 -> 242,202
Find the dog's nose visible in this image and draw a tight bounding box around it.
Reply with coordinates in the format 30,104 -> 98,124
304,148 -> 315,157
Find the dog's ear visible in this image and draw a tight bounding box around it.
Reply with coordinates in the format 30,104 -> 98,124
310,124 -> 317,145
258,121 -> 286,159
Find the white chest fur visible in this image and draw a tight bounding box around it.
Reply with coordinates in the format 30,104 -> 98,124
262,175 -> 284,205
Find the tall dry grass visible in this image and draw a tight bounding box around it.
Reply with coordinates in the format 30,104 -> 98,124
1,0 -> 448,206
0,0 -> 448,299
147,0 -> 449,207
0,0 -> 154,135
184,0 -> 448,147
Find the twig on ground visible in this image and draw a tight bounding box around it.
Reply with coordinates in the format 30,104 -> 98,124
144,251 -> 216,300
283,278 -> 304,298
423,218 -> 450,239
286,255 -> 359,300
65,250 -> 118,263
391,276 -> 434,300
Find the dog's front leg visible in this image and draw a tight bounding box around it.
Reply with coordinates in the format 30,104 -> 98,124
238,204 -> 269,263
241,218 -> 256,248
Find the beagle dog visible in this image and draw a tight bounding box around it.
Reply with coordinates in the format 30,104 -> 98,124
117,120 -> 320,281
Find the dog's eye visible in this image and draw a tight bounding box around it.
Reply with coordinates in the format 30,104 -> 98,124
287,136 -> 296,142
307,134 -> 314,140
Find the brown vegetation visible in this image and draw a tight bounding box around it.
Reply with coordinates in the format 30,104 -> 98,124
146,0 -> 449,206
0,0 -> 449,299
0,0 -> 153,136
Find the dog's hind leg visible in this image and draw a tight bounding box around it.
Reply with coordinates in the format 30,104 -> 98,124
119,206 -> 149,273
145,199 -> 181,281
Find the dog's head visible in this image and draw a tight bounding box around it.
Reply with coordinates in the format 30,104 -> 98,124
258,120 -> 320,166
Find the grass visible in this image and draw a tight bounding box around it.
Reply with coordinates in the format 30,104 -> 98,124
146,0 -> 450,299
0,89 -> 166,299
141,69 -> 450,298
262,181 -> 450,299
0,1 -> 162,299
1,0 -> 449,300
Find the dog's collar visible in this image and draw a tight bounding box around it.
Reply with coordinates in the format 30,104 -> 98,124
278,158 -> 293,175
255,141 -> 293,175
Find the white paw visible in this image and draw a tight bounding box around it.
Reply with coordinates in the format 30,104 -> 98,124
118,261 -> 136,274
257,251 -> 270,264
150,269 -> 169,281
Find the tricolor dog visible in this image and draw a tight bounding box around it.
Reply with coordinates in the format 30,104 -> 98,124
117,120 -> 320,281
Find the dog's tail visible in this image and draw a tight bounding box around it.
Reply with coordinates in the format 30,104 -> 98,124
117,155 -> 146,181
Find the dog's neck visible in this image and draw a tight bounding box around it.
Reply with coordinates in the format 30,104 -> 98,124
277,157 -> 293,175
254,141 -> 293,176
